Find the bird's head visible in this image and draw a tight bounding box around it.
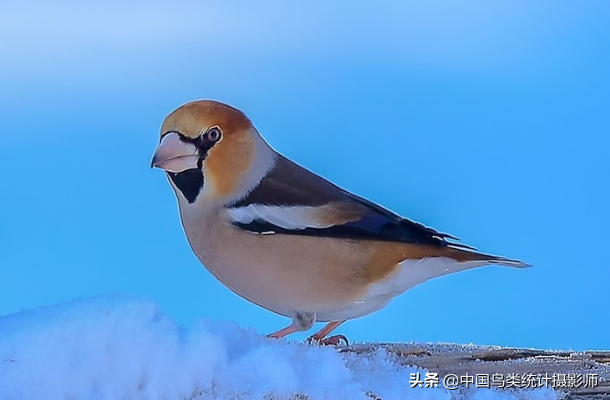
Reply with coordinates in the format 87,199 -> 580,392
151,100 -> 276,205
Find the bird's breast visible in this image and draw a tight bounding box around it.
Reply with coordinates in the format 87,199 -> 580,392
178,207 -> 401,320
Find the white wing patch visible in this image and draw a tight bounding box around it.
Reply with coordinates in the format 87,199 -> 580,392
226,204 -> 339,230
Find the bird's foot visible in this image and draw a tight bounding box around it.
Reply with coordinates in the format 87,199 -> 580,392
307,334 -> 349,347
266,333 -> 281,339
266,325 -> 299,339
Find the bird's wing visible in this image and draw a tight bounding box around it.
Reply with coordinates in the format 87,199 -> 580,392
227,155 -> 471,249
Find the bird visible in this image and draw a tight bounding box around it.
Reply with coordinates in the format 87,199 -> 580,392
151,100 -> 529,345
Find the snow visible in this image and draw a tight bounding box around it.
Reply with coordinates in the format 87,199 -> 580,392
0,297 -> 559,400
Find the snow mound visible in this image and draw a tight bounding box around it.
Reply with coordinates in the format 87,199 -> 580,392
0,297 -> 558,400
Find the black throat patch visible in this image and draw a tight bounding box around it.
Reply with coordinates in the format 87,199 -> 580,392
167,169 -> 204,203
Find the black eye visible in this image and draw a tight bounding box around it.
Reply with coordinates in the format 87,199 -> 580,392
207,127 -> 221,142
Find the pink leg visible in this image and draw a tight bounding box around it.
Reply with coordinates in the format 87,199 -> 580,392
307,320 -> 348,346
266,324 -> 299,339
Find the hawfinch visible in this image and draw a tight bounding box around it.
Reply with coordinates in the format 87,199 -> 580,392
151,100 -> 528,345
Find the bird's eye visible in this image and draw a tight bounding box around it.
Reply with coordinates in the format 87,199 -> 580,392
207,127 -> 222,142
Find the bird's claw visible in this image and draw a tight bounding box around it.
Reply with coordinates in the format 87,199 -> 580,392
307,334 -> 349,347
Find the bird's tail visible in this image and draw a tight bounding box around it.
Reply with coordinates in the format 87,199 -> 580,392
446,244 -> 532,268
485,255 -> 532,268
390,247 -> 530,295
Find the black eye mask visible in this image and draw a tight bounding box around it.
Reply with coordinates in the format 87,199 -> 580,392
168,168 -> 204,203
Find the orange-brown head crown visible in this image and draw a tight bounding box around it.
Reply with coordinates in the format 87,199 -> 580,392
152,100 -> 276,204
161,100 -> 253,139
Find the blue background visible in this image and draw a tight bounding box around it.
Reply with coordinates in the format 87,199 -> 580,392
1,0 -> 608,350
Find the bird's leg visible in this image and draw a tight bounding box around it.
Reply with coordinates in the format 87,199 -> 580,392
266,324 -> 299,339
267,311 -> 316,340
307,320 -> 348,346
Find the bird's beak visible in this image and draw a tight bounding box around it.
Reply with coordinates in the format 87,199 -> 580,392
151,132 -> 199,173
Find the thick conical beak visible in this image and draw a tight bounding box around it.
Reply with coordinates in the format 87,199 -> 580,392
151,132 -> 199,173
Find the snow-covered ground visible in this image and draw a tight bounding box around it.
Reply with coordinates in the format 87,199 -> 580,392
0,297 -> 559,400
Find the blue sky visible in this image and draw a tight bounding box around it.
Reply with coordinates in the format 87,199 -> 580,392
1,1 -> 609,350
